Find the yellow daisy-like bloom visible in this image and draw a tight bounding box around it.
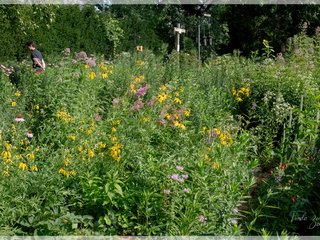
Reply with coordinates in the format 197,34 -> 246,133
160,85 -> 167,91
31,165 -> 38,172
69,170 -> 75,176
26,152 -> 35,160
109,143 -> 123,161
34,104 -> 40,111
84,64 -> 89,69
101,72 -> 108,79
111,127 -> 117,133
236,97 -> 243,102
1,150 -> 11,160
58,168 -> 68,177
174,97 -> 182,105
2,170 -> 9,176
11,101 -> 17,107
130,83 -> 136,94
68,135 -> 76,141
87,148 -> 95,158
239,87 -> 250,97
88,71 -> 96,80
232,89 -> 237,96
99,142 -> 107,149
15,91 -> 21,97
86,128 -> 93,135
109,69 -> 113,74
157,93 -> 167,104
184,109 -> 190,117
18,162 -> 28,171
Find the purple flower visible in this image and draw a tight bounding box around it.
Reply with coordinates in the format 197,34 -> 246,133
183,188 -> 190,193
171,174 -> 184,183
182,174 -> 189,179
163,189 -> 171,194
176,165 -> 184,171
26,130 -> 33,138
135,84 -> 151,97
147,98 -> 156,107
130,99 -> 144,111
199,215 -> 206,223
15,114 -> 25,122
95,113 -> 102,121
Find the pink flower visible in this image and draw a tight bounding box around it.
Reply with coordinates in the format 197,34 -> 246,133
199,215 -> 206,223
183,188 -> 190,193
95,113 -> 102,121
176,165 -> 184,171
130,99 -> 144,111
163,189 -> 171,194
26,130 -> 33,138
135,84 -> 151,97
15,114 -> 25,122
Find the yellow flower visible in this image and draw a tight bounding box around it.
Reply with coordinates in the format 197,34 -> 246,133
84,64 -> 89,69
112,120 -> 121,126
58,167 -> 68,177
157,93 -> 167,104
26,152 -> 35,160
142,117 -> 150,123
88,71 -> 96,80
212,162 -> 221,170
4,142 -> 12,151
31,165 -> 38,172
236,97 -> 243,102
263,39 -> 269,46
64,158 -> 71,166
2,170 -> 9,176
86,128 -> 93,135
69,170 -> 75,176
111,136 -> 118,143
87,148 -> 95,158
109,69 -> 113,74
68,135 -> 76,141
232,89 -> 237,96
130,83 -> 136,94
111,127 -> 117,133
15,91 -> 21,97
1,150 -> 11,160
18,162 -> 28,171
160,85 -> 167,91
174,97 -> 182,105
136,60 -> 144,66
56,111 -> 73,123
99,142 -> 107,149
101,72 -> 108,79
11,101 -> 17,107
184,109 -> 190,117
34,104 -> 40,111
109,143 -> 123,161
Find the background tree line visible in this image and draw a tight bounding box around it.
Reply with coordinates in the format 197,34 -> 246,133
0,4 -> 319,62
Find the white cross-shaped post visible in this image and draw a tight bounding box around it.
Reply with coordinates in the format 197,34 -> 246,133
174,23 -> 186,52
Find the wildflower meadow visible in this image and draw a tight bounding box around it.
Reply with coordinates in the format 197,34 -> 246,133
0,33 -> 320,236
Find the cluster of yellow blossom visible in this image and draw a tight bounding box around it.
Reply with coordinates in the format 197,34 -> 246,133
232,86 -> 250,103
208,128 -> 233,146
109,121 -> 123,161
56,111 -> 73,123
9,91 -> 22,108
157,85 -> 168,104
130,75 -> 145,94
58,167 -> 75,177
